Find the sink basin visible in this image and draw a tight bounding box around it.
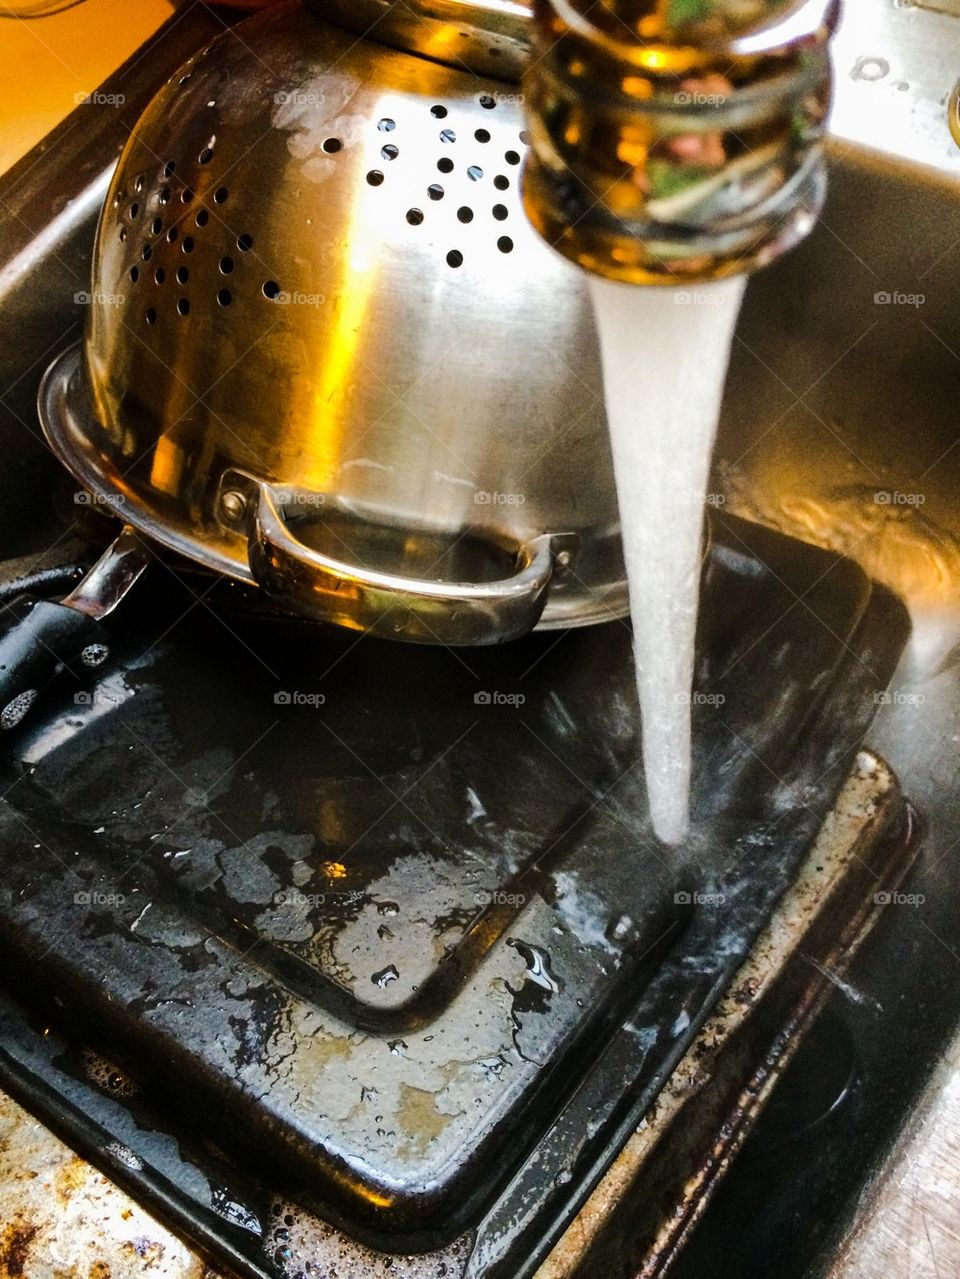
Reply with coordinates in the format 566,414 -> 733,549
704,144 -> 960,1273
0,3 -> 959,1274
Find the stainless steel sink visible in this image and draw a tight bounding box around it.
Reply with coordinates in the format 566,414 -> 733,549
0,1 -> 959,1275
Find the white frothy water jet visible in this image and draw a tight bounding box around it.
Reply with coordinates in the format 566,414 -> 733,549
589,275 -> 746,845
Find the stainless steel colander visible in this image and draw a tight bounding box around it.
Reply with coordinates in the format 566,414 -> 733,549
38,0 -> 624,648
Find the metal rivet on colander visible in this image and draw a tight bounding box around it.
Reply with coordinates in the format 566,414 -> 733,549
220,490 -> 247,522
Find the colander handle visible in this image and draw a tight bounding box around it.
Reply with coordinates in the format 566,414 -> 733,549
248,484 -> 555,645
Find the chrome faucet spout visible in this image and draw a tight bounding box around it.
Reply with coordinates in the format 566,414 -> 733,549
521,0 -> 840,284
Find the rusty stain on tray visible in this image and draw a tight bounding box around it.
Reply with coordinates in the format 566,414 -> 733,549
0,1093 -> 215,1279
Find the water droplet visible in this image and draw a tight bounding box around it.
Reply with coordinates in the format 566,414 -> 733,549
507,938 -> 561,993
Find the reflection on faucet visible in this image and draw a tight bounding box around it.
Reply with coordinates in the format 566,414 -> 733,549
521,0 -> 839,284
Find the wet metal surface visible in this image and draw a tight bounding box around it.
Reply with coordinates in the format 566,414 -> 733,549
540,756 -> 918,1279
0,511 -> 908,1279
1,1 -> 957,1275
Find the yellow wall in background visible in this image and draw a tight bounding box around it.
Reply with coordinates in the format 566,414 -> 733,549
0,0 -> 174,174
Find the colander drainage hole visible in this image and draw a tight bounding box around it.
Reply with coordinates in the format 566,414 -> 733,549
118,228 -> 126,243
200,148 -> 214,165
129,202 -> 139,219
474,128 -> 490,143
407,208 -> 424,225
497,236 -> 514,254
214,186 -> 228,204
479,95 -> 496,110
155,267 -> 165,284
167,227 -> 178,243
446,250 -> 463,269
428,183 -> 444,201
142,245 -> 152,262
381,144 -> 399,161
237,233 -> 253,251
440,129 -> 456,144
219,256 -> 234,275
182,236 -> 195,254
493,203 -> 508,220
505,150 -> 521,165
151,217 -> 163,235
196,209 -> 209,228
367,171 -> 385,187
159,187 -> 172,204
520,129 -> 530,145
130,266 -> 139,283
467,165 -> 483,181
378,117 -> 396,132
177,266 -> 189,284
177,298 -> 190,316
430,105 -> 447,118
437,157 -> 454,174
263,280 -> 281,300
146,308 -> 156,325
494,175 -> 510,190
181,187 -> 195,204
217,289 -> 232,307
323,138 -> 342,153
164,160 -> 176,177
457,207 -> 473,223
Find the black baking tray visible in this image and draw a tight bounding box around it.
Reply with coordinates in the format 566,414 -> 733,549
0,511 -> 910,1278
